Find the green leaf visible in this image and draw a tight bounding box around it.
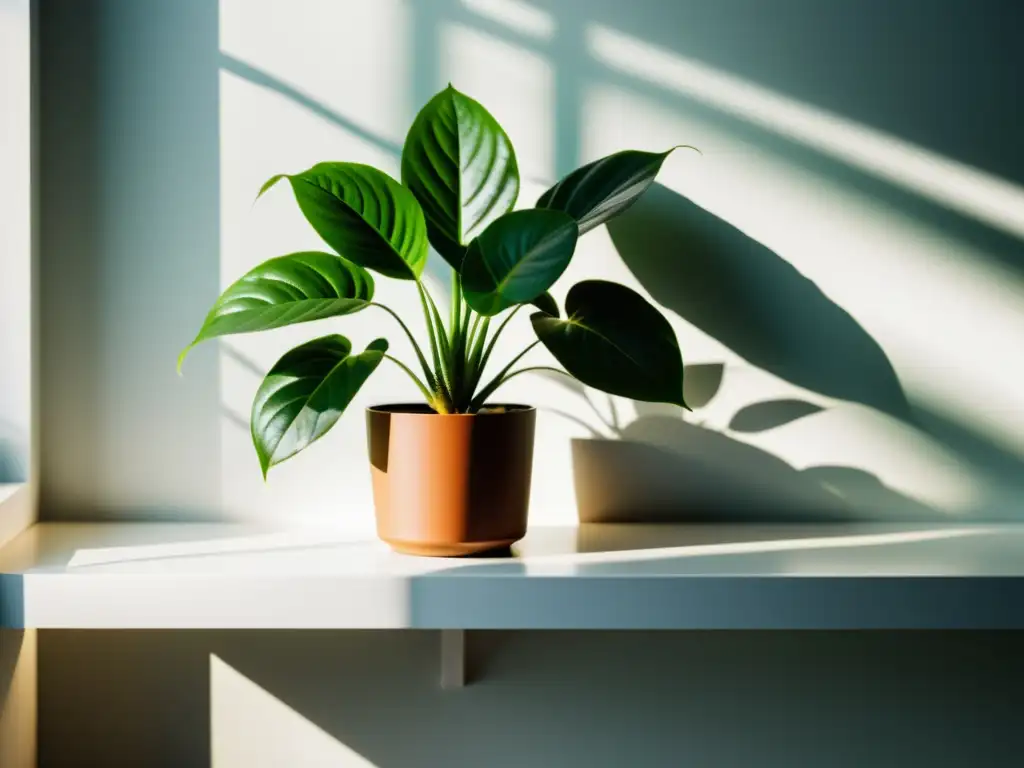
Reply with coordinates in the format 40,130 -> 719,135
461,209 -> 578,316
531,280 -> 687,407
401,84 -> 519,268
251,336 -> 388,477
178,252 -> 374,372
536,147 -> 689,235
261,163 -> 428,280
531,291 -> 559,317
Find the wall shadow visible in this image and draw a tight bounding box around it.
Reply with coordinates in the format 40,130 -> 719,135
600,184 -> 1024,521
37,0 -> 224,520
38,629 -> 1024,767
36,0 -> 104,515
573,417 -> 939,524
608,183 -> 911,419
0,626 -> 26,730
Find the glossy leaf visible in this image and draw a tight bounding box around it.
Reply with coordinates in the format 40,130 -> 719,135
401,85 -> 519,268
260,163 -> 428,280
461,209 -> 578,316
251,336 -> 388,477
531,291 -> 559,317
531,280 -> 687,407
536,147 -> 687,235
178,252 -> 374,371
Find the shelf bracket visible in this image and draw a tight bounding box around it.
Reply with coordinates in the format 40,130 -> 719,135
440,630 -> 466,689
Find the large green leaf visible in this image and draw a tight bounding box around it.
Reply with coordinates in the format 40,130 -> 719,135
536,147 -> 687,235
401,85 -> 519,268
461,209 -> 578,316
178,252 -> 374,371
531,280 -> 687,407
260,163 -> 428,280
251,335 -> 388,477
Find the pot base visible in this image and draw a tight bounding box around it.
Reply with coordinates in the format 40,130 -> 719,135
384,537 -> 520,558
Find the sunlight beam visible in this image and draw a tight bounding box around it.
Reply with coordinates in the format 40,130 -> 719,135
588,25 -> 1024,241
212,655 -> 379,767
523,527 -> 983,574
460,0 -> 555,40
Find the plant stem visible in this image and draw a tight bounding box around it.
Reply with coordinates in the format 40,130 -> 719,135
463,314 -> 490,404
450,270 -> 462,346
420,281 -> 456,399
465,312 -> 484,361
477,304 -> 522,375
370,303 -> 437,391
473,366 -> 573,409
469,339 -> 541,411
459,295 -> 472,342
384,354 -> 434,403
415,281 -> 453,410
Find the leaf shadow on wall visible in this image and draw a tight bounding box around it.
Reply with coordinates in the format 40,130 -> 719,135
612,184 -> 911,419
565,183 -> 943,523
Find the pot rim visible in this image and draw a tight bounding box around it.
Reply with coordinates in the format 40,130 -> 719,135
366,402 -> 535,416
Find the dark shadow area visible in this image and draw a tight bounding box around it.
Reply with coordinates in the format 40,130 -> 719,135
0,626 -> 25,710
36,0 -> 104,515
805,466 -> 942,520
39,630 -> 1024,767
573,416 -> 941,523
609,184 -> 911,419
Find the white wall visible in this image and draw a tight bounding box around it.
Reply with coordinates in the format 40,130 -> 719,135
36,0 -> 1024,526
0,0 -> 32,487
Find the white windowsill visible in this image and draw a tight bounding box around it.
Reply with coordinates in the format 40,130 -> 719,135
1,521 -> 1022,629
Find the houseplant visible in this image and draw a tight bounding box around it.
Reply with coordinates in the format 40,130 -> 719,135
179,85 -> 690,555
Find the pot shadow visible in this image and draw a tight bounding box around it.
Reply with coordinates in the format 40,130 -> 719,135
607,183 -> 912,421
534,359 -> 937,524
572,414 -> 939,524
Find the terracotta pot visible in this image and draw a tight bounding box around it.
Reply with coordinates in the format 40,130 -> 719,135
366,404 -> 536,556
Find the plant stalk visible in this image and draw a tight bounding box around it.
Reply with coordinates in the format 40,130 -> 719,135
384,354 -> 434,403
469,339 -> 541,411
415,282 -> 453,411
371,303 -> 438,392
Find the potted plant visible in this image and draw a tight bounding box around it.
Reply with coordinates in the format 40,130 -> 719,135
179,85 -> 690,556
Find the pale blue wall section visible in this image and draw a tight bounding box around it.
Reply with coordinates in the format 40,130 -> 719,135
37,0 -> 222,518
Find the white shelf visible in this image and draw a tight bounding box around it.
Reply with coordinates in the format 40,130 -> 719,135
1,522 -> 1023,629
